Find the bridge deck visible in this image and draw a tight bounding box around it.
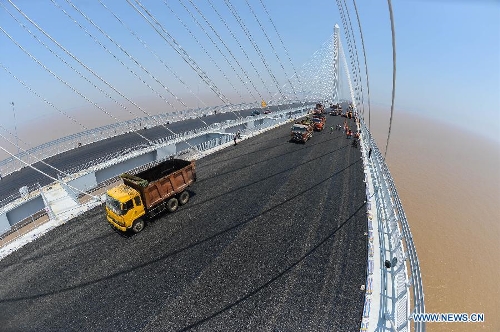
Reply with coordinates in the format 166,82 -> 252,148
0,115 -> 367,331
0,104 -> 303,204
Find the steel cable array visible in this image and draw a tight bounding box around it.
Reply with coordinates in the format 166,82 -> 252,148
385,0 -> 397,158
63,0 -> 187,111
341,0 -> 365,115
60,0 -> 209,136
243,0 -> 297,100
258,0 -> 304,98
127,0 -> 230,107
168,0 -> 248,103
1,3 -> 154,144
96,0 -> 206,111
351,0 -> 372,130
203,0 -> 268,101
4,0 -> 161,140
222,0 -> 285,100
0,26 -> 154,145
50,0 -> 181,135
336,0 -> 363,115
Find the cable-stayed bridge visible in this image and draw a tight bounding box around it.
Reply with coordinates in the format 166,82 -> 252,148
0,1 -> 424,331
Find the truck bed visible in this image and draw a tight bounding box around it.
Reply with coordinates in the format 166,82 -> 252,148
136,159 -> 192,182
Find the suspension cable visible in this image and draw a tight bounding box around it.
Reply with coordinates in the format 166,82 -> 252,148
385,0 -> 397,158
48,0 -> 178,116
44,0 -> 184,137
168,0 -> 249,104
0,26 -> 156,146
0,2 -> 155,144
5,0 -> 174,138
0,144 -> 97,199
336,0 -> 363,112
341,0 -> 365,116
63,0 -> 187,110
0,129 -> 70,178
0,62 -> 90,133
243,0 -> 297,100
352,0 -> 372,130
128,0 -> 230,106
339,40 -> 357,107
129,0 -> 245,120
194,0 -> 265,101
223,0 -> 285,100
96,0 -> 212,126
258,0 -> 305,100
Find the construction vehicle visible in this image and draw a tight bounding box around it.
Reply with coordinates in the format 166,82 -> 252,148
313,103 -> 325,115
106,159 -> 196,233
347,103 -> 354,118
312,113 -> 326,131
329,103 -> 342,116
290,123 -> 313,143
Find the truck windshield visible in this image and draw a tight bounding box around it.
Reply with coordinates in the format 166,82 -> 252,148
106,195 -> 124,215
292,127 -> 306,133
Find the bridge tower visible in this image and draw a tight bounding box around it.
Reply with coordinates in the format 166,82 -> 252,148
332,24 -> 341,105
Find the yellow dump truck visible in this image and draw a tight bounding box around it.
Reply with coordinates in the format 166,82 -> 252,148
106,159 -> 196,233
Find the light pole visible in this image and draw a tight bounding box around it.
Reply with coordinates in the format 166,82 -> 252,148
11,102 -> 20,156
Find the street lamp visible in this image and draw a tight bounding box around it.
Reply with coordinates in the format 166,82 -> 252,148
11,102 -> 20,156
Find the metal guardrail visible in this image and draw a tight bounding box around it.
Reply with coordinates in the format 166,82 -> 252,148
360,120 -> 425,332
0,102 -> 260,177
0,105 -> 310,249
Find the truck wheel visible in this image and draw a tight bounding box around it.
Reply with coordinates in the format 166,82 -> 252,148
131,219 -> 145,233
167,197 -> 179,212
178,191 -> 190,205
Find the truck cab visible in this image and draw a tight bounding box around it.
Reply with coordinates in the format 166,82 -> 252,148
106,184 -> 146,232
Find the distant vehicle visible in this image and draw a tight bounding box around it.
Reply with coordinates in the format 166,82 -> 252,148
263,109 -> 271,114
251,110 -> 261,116
106,159 -> 196,233
329,103 -> 342,116
312,117 -> 326,131
290,124 -> 313,143
314,103 -> 325,113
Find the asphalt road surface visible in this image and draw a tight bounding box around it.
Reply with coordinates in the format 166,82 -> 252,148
0,114 -> 367,331
0,103 -> 308,203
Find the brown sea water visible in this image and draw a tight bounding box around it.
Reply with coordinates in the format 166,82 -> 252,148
369,110 -> 500,331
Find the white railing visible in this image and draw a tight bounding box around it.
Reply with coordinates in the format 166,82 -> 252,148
360,119 -> 425,332
0,102 -> 260,177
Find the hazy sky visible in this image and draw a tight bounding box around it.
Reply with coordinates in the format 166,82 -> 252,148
0,0 -> 499,154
